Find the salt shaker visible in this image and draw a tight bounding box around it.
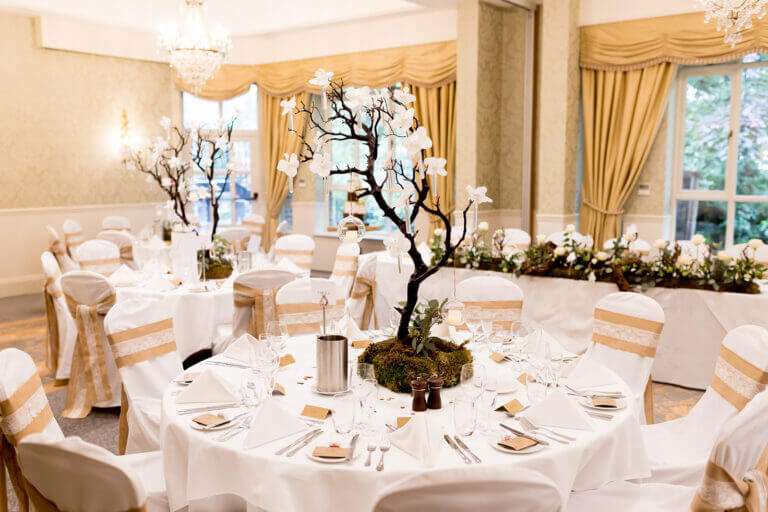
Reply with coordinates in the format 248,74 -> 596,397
411,377 -> 428,412
427,376 -> 443,410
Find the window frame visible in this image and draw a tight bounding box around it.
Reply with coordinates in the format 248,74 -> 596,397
671,58 -> 768,247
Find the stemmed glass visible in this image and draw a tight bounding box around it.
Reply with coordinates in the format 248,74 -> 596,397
480,311 -> 494,350
460,363 -> 486,402
477,375 -> 498,434
351,362 -> 377,428
526,328 -> 550,403
465,307 -> 482,346
266,320 -> 289,357
248,338 -> 279,401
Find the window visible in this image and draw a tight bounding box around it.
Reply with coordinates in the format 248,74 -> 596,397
181,84 -> 258,227
673,54 -> 768,247
321,86 -> 414,233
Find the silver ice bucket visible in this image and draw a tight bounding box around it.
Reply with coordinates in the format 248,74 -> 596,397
316,334 -> 348,394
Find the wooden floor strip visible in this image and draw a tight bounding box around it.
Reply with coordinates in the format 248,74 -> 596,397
0,316 -> 46,328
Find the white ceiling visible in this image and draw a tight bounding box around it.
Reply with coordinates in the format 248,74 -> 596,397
0,0 -> 432,36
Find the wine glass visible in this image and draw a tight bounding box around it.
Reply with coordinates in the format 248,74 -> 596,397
460,363 -> 486,401
351,362 -> 377,426
267,320 -> 289,355
465,307 -> 482,345
480,311 -> 494,347
478,375 -> 498,434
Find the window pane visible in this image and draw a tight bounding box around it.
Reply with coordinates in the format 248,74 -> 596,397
191,174 -> 211,224
234,173 -> 251,199
234,199 -> 251,225
682,74 -> 731,191
183,93 -> 219,129
735,202 -> 768,244
328,190 -> 347,227
223,84 -> 258,130
675,200 -> 727,245
231,141 -> 251,171
737,66 -> 768,196
279,193 -> 293,230
743,53 -> 768,63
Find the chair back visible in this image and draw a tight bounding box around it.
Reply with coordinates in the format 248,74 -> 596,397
17,435 -> 147,512
456,276 -> 524,330
330,242 -> 360,298
233,269 -> 296,339
76,240 -> 121,276
275,234 -> 315,270
276,278 -> 344,335
218,227 -> 251,253
102,215 -> 132,232
62,219 -> 85,259
41,253 -> 77,378
46,226 -> 78,272
372,466 -> 562,512
503,228 -> 531,250
348,253 -> 378,330
276,220 -> 291,236
242,214 -> 265,251
98,230 -> 137,269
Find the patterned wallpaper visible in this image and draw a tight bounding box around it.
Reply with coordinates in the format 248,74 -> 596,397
1,12 -> 171,209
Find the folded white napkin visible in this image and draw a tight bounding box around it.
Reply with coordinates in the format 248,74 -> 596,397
244,400 -> 307,449
520,388 -> 595,431
494,371 -> 525,395
144,274 -> 173,292
277,257 -> 304,275
109,265 -> 138,287
223,334 -> 255,364
390,413 -> 443,467
176,368 -> 240,404
563,356 -> 616,390
541,329 -> 568,355
336,313 -> 366,341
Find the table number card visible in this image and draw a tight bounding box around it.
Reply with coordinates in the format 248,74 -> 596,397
301,405 -> 331,419
280,354 -> 296,367
495,399 -> 524,415
499,436 -> 538,451
352,340 -> 373,349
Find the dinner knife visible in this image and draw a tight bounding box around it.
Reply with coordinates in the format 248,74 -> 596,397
286,429 -> 323,457
204,360 -> 250,369
453,436 -> 482,464
498,423 -> 550,446
443,434 -> 471,464
177,403 -> 241,415
345,434 -> 360,462
275,428 -> 321,456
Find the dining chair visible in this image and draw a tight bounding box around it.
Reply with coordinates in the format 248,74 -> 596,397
76,239 -> 122,277
329,241 -> 360,298
98,229 -> 138,269
503,228 -> 531,250
242,213 -> 265,252
274,233 -> 315,271
456,275 -> 524,330
41,252 -> 77,380
603,237 -> 652,257
46,226 -> 78,272
218,227 -> 251,253
102,215 -> 132,232
104,299 -> 182,454
547,229 -> 592,248
348,253 -> 379,330
275,277 -> 345,335
231,269 -> 296,340
62,219 -> 85,259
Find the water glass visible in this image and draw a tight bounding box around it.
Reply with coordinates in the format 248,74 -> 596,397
480,312 -> 494,343
465,307 -> 482,344
236,251 -> 251,273
453,396 -> 478,437
478,375 -> 498,434
240,370 -> 265,408
351,363 -> 377,425
331,394 -> 356,434
460,363 -> 486,401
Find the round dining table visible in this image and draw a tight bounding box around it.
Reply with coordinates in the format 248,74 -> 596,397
159,334 -> 651,512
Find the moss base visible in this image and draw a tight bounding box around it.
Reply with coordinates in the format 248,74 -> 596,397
358,338 -> 473,393
205,262 -> 233,279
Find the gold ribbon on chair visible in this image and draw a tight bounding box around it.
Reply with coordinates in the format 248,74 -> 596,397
243,220 -> 264,236
591,308 -> 663,358
691,443 -> 768,512
710,345 -> 768,411
350,277 -> 378,330
119,245 -> 133,263
276,299 -> 346,335
63,231 -> 84,257
331,254 -> 359,278
461,300 -> 523,330
275,249 -> 313,269
63,294 -> 116,419
106,318 -> 176,369
79,258 -> 121,276
1,435 -> 27,512
43,272 -> 63,374
233,283 -> 280,337
48,240 -> 76,273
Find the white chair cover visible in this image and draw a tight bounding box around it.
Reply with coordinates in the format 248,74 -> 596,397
242,213 -> 265,252
76,239 -> 121,277
456,275 -> 524,330
639,325 -> 768,486
274,234 -> 314,271
275,278 -> 345,335
98,230 -> 138,269
218,227 -> 251,253
104,299 -> 182,454
276,220 -> 291,236
102,215 -> 132,232
585,292 -> 664,424
547,230 -> 591,247
330,242 -> 360,298
62,219 -> 85,259
60,271 -> 122,417
348,253 -> 378,330
46,226 -> 78,272
17,435 -> 148,512
232,269 -> 297,340
0,348 -> 64,512
372,466 -> 563,512
603,238 -> 652,256
41,252 -> 77,380
503,228 -> 531,250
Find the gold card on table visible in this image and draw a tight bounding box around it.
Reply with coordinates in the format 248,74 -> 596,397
591,397 -> 618,408
352,340 -> 373,349
279,354 -> 296,367
312,446 -> 349,459
192,413 -> 225,426
302,405 -> 331,419
517,373 -> 529,386
272,383 -> 286,396
499,436 -> 538,451
495,399 -> 524,415
489,352 -> 507,363
396,417 -> 411,429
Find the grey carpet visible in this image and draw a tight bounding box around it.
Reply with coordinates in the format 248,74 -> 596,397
0,293 -> 44,322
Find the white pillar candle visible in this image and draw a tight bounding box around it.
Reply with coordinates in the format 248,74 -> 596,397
345,229 -> 359,243
447,309 -> 463,326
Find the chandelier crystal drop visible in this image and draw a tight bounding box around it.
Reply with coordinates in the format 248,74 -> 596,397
158,0 -> 231,94
698,0 -> 768,46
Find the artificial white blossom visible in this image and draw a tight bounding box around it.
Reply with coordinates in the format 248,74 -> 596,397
161,177 -> 172,187
433,228 -> 443,237
596,251 -> 610,261
277,153 -> 300,178
384,230 -> 409,257
393,184 -> 416,210
478,221 -> 489,232
403,126 -> 432,159
554,246 -> 566,257
677,253 -> 694,266
424,157 -> 447,177
566,252 -> 577,264
168,156 -> 181,169
565,224 -> 576,234
717,251 -> 732,262
466,185 -> 493,205
394,86 -> 416,105
345,86 -> 373,112
214,136 -> 228,150
748,238 -> 765,250
199,156 -> 212,170
280,96 -> 296,116
160,116 -> 171,132
654,239 -> 667,249
309,69 -> 334,88
309,151 -> 332,178
691,233 -> 706,246
390,107 -> 415,132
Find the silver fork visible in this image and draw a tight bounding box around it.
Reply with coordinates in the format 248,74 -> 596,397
217,415 -> 252,442
364,442 -> 376,467
518,417 -> 576,443
376,441 -> 390,471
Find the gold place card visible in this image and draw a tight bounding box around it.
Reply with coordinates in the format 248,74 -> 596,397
279,354 -> 296,367
592,397 -> 618,408
396,417 -> 411,429
499,436 -> 538,451
352,340 -> 373,349
495,399 -> 524,415
272,383 -> 286,396
489,352 -> 506,363
301,405 -> 331,419
517,373 -> 529,386
312,446 -> 349,459
192,413 -> 225,426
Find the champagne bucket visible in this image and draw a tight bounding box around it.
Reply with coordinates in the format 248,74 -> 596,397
316,335 -> 348,393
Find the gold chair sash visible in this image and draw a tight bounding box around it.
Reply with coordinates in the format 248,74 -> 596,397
233,283 -> 279,337
710,345 -> 768,411
106,318 -> 176,369
243,220 -> 264,235
43,272 -> 63,374
591,308 -> 663,358
1,435 -> 27,512
276,299 -> 345,335
79,258 -> 121,276
119,245 -> 133,262
228,238 -> 247,253
48,240 -> 76,273
461,300 -> 523,330
691,443 -> 768,512
350,276 -> 378,330
63,231 -> 84,257
63,294 -> 116,419
275,248 -> 313,269
331,254 -> 359,278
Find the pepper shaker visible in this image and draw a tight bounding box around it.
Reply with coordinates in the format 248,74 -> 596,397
411,377 -> 428,412
427,376 -> 443,410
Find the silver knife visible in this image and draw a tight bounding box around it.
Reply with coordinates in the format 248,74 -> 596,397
499,423 -> 549,446
286,429 -> 323,457
444,434 -> 471,464
178,403 -> 240,415
205,360 -> 250,369
453,436 -> 481,463
345,434 -> 360,462
275,428 -> 320,456
202,412 -> 247,431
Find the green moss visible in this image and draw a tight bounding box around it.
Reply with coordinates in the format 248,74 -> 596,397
205,261 -> 232,279
358,337 -> 473,393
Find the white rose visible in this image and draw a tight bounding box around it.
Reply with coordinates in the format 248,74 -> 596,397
748,238 -> 765,250
478,221 -> 489,232
677,253 -> 694,266
433,228 -> 443,237
502,247 -> 513,257
536,234 -> 546,244
566,252 -> 577,263
691,234 -> 706,246
717,251 -> 732,262
565,224 -> 575,233
654,239 -> 667,249
596,251 -> 609,261
554,247 -> 566,257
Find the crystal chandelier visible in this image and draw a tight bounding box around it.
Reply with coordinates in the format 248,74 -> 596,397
699,0 -> 768,46
158,0 -> 231,94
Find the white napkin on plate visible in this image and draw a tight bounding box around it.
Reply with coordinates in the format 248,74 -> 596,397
223,334 -> 255,364
244,400 -> 308,449
144,274 -> 173,292
176,368 -> 240,404
493,370 -> 525,395
563,356 -> 616,390
390,413 -> 443,467
109,265 -> 138,287
277,257 -> 304,275
336,313 -> 366,341
520,388 -> 595,431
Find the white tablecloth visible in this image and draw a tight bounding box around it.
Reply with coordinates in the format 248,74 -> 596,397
160,335 -> 649,512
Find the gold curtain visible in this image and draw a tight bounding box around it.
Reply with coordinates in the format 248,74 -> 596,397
581,11 -> 768,71
260,92 -> 308,250
177,41 -> 457,100
580,63 -> 676,246
409,82 -> 456,230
